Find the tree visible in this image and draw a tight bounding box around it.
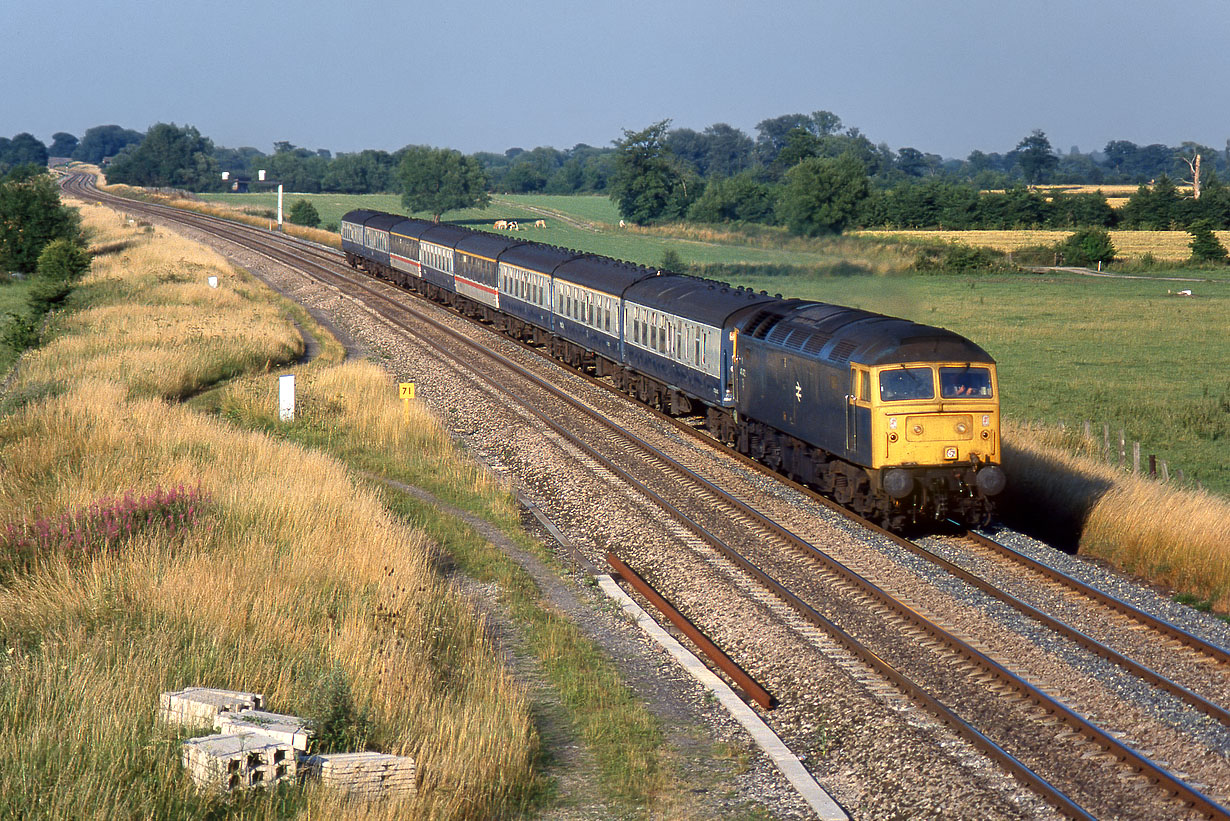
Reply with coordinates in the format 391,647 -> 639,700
104,123 -> 220,190
0,166 -> 82,273
1015,130 -> 1058,184
699,123 -> 754,179
0,133 -> 48,171
1188,219 -> 1228,263
1058,228 -> 1116,267
72,125 -> 143,163
287,199 -> 321,228
609,121 -> 692,224
754,113 -> 814,164
48,132 -> 78,158
776,154 -> 870,236
687,172 -> 775,223
397,146 -> 490,221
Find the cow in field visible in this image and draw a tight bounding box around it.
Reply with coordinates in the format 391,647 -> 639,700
534,219 -> 546,228
494,220 -> 508,229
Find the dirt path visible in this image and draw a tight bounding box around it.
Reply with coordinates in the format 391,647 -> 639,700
1030,265 -> 1208,282
489,196 -> 606,232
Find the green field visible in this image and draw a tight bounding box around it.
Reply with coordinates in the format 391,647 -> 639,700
195,192 -> 1230,496
197,192 -> 912,273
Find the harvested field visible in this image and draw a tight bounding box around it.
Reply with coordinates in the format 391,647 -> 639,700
855,227 -> 1230,262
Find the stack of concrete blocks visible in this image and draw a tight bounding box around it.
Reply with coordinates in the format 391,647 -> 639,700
182,732 -> 297,792
302,752 -> 417,800
160,687 -> 263,729
164,686 -> 417,800
215,709 -> 312,754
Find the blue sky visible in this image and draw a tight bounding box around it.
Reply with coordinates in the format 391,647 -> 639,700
4,0 -> 1228,158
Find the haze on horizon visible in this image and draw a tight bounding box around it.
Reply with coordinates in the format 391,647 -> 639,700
4,0 -> 1228,160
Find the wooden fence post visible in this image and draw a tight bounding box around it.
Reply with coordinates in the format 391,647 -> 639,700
1132,442 -> 1140,474
1149,454 -> 1157,477
1161,461 -> 1170,482
1119,429 -> 1126,468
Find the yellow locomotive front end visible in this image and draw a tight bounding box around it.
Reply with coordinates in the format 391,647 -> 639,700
860,362 -> 1005,524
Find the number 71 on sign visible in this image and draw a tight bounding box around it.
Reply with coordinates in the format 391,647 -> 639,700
400,382 -> 415,423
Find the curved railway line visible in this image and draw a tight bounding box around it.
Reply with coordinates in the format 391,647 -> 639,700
64,173 -> 1230,819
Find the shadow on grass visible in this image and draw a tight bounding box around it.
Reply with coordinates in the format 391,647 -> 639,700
995,440 -> 1115,552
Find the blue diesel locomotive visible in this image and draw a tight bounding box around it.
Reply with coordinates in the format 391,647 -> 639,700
341,209 -> 1005,528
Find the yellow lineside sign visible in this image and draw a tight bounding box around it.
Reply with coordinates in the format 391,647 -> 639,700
399,382 -> 415,400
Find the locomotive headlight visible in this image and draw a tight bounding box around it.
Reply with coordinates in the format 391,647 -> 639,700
982,415 -> 991,427
955,422 -> 968,435
912,424 -> 923,435
981,430 -> 990,440
888,432 -> 898,443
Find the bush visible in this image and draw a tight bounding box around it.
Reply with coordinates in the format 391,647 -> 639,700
1188,219 -> 1228,263
1008,244 -> 1059,267
912,243 -> 1005,272
305,666 -> 371,754
286,199 -> 321,228
1,311 -> 38,350
1058,228 -> 1116,267
36,238 -> 91,281
660,249 -> 685,272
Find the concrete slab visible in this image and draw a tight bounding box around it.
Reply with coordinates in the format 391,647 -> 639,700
216,709 -> 312,752
160,687 -> 263,728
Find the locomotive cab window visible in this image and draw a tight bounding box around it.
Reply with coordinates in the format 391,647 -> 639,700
880,367 -> 935,402
940,366 -> 993,398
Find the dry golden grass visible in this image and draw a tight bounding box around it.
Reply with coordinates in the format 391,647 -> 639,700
855,227 -> 1224,262
1001,421 -> 1230,611
0,204 -> 539,818
0,381 -> 537,819
10,206 -> 302,400
97,179 -> 341,249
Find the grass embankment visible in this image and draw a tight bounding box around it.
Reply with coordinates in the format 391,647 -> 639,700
91,170 -> 340,250
1000,421 -> 1230,613
0,204 -> 676,817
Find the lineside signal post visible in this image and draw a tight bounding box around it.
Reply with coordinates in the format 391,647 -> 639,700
399,382 -> 415,423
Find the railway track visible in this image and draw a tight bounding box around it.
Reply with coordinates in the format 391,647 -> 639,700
67,174 -> 1230,819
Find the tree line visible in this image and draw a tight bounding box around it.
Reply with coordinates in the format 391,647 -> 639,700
12,114 -> 1230,235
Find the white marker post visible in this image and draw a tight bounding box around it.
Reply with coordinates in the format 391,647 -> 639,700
277,184 -> 283,231
207,276 -> 218,288
279,374 -> 295,422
